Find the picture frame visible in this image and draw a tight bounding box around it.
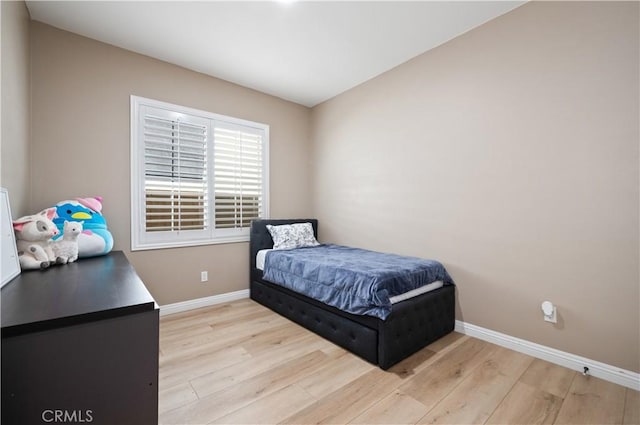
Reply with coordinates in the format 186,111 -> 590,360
1,187 -> 21,287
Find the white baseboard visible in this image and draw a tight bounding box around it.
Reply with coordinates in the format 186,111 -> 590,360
455,320 -> 640,391
160,289 -> 250,317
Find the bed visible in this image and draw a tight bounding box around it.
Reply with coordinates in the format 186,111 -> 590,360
249,219 -> 455,370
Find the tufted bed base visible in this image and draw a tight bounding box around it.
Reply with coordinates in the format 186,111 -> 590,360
249,219 -> 455,370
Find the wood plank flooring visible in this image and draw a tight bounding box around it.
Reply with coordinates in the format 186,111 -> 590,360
159,299 -> 639,425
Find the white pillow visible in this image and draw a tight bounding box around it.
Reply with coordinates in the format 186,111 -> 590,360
266,222 -> 320,250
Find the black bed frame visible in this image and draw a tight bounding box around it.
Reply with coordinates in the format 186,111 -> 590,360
249,219 -> 455,370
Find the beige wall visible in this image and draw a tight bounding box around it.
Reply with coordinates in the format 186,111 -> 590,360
30,22 -> 312,305
311,2 -> 639,372
1,1 -> 31,218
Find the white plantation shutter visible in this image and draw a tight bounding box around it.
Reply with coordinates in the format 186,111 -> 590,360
213,124 -> 264,232
131,96 -> 269,250
143,112 -> 209,233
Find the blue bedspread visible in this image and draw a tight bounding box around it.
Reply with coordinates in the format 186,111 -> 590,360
262,244 -> 454,320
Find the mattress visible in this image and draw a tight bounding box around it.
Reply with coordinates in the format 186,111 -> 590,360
256,248 -> 272,271
256,248 -> 444,305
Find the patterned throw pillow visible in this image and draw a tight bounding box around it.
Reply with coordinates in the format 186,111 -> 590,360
266,222 -> 320,250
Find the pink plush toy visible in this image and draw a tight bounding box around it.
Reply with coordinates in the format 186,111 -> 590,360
13,208 -> 60,270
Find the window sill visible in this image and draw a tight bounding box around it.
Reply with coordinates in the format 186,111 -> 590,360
131,235 -> 249,251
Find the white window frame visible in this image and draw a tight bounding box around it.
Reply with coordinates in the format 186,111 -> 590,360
131,95 -> 269,251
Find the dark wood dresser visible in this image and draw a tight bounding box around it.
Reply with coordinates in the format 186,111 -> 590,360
1,251 -> 159,425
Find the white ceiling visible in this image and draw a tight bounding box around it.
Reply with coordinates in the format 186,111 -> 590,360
26,1 -> 524,107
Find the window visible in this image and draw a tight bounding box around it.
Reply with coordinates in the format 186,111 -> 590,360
131,96 -> 269,250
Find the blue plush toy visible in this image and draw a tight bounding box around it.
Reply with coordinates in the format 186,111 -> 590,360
51,196 -> 113,258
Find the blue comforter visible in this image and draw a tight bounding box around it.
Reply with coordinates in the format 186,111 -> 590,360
262,244 -> 454,320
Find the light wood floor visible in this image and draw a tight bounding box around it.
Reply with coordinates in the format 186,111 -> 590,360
159,298 -> 639,425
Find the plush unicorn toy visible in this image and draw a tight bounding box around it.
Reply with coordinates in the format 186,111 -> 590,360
13,208 -> 60,270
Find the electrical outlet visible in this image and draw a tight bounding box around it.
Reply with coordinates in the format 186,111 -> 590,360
200,271 -> 208,282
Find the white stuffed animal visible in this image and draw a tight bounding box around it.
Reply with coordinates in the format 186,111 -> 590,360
13,208 -> 60,270
53,221 -> 82,264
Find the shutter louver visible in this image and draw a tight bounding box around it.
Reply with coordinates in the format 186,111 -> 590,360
143,114 -> 208,232
213,126 -> 263,230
